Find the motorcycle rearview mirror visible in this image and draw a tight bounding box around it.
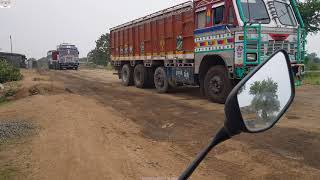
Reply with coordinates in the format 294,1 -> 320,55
178,50 -> 295,180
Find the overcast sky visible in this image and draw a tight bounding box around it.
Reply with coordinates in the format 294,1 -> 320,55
0,0 -> 319,59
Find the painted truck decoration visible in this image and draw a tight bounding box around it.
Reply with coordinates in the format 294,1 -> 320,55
110,0 -> 305,103
48,43 -> 80,70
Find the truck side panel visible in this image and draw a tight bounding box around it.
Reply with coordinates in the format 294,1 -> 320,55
134,26 -> 140,58
182,10 -> 195,54
165,15 -> 174,57
111,2 -> 194,61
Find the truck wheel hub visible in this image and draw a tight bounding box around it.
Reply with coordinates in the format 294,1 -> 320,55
123,70 -> 128,81
155,72 -> 164,87
209,76 -> 222,94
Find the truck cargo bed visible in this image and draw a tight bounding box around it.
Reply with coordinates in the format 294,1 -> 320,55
110,1 -> 194,62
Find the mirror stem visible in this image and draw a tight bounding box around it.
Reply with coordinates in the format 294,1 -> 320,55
178,127 -> 231,180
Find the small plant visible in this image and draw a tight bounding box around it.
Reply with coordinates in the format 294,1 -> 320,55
105,62 -> 114,71
0,59 -> 23,83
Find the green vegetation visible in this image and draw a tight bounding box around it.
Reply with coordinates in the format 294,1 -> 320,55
0,89 -> 16,105
304,72 -> 320,85
87,33 -> 111,66
249,78 -> 280,120
0,167 -> 18,180
0,59 -> 23,84
303,53 -> 320,85
298,0 -> 320,34
305,53 -> 320,70
105,62 -> 113,70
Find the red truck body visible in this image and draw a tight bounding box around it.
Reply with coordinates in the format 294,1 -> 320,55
110,2 -> 194,61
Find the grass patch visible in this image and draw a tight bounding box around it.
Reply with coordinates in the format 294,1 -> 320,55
0,89 -> 17,105
304,72 -> 320,85
105,63 -> 114,71
0,96 -> 7,105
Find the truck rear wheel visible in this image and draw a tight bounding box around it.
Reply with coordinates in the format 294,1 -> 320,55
121,64 -> 133,86
134,64 -> 152,88
204,65 -> 232,104
154,66 -> 169,93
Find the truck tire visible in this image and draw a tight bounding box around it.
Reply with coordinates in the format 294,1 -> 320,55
154,66 -> 169,93
121,64 -> 133,86
204,65 -> 232,104
133,64 -> 150,88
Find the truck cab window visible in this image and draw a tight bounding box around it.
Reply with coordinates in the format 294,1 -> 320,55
213,6 -> 225,25
240,0 -> 270,24
197,10 -> 206,29
274,1 -> 297,26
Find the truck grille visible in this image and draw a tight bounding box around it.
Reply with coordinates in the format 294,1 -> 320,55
267,40 -> 295,56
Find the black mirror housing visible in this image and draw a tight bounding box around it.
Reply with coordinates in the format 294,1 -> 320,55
224,50 -> 295,136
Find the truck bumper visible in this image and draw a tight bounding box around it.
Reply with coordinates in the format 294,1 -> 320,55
60,63 -> 79,69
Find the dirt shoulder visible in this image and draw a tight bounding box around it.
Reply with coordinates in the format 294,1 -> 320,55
0,70 -> 211,180
0,69 -> 319,180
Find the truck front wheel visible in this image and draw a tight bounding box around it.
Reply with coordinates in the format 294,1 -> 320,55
121,64 -> 134,86
154,66 -> 169,93
204,65 -> 232,104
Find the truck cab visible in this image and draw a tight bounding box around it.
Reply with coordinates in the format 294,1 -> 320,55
194,0 -> 305,102
194,0 -> 305,84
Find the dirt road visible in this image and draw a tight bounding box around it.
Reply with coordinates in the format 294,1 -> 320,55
0,69 -> 319,180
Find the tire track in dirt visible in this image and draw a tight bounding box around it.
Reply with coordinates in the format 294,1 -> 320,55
48,70 -> 320,178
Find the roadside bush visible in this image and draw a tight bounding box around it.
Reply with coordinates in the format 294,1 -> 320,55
304,72 -> 320,85
308,63 -> 320,71
0,59 -> 23,83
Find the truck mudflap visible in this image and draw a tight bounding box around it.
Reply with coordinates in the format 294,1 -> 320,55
292,63 -> 305,86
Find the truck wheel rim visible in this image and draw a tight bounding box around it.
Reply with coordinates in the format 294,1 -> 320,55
123,70 -> 128,82
136,71 -> 142,82
209,76 -> 222,94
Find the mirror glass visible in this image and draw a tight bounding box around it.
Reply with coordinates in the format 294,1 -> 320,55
237,52 -> 292,132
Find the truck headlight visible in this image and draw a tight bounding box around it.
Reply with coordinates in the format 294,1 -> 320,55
247,53 -> 257,62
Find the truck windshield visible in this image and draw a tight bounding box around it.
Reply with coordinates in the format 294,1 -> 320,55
59,49 -> 79,57
240,0 -> 270,24
274,1 -> 297,26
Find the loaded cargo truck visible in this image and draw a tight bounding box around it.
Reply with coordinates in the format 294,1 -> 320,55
110,0 -> 305,103
48,43 -> 80,70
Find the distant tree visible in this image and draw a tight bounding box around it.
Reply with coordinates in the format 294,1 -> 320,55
308,53 -> 320,63
88,33 -> 111,66
249,78 -> 280,121
305,53 -> 320,70
298,0 -> 320,34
